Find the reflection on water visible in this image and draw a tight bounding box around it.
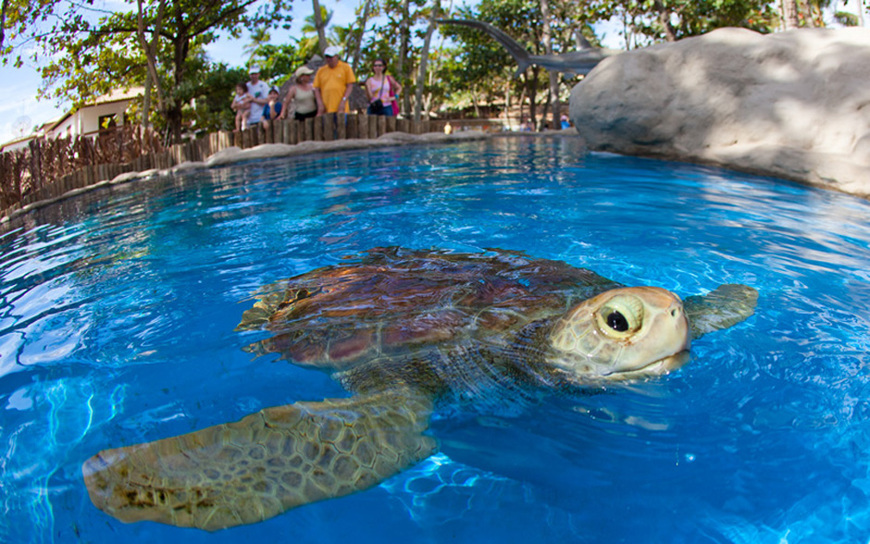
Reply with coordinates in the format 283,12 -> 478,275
2,136 -> 870,543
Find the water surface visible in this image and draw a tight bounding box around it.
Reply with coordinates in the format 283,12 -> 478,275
2,136 -> 870,543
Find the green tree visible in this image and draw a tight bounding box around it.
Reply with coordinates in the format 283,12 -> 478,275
244,27 -> 273,65
608,0 -> 778,46
190,63 -> 249,134
254,42 -> 306,86
298,6 -> 334,58
439,0 -> 550,123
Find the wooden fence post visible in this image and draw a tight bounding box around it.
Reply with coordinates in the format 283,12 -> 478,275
324,115 -> 336,141
314,116 -> 323,141
301,119 -> 308,142
28,139 -> 44,197
287,120 -> 296,145
359,114 -> 369,140
337,114 -> 347,140
348,114 -> 359,140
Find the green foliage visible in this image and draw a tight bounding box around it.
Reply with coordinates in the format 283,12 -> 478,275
189,64 -> 249,134
834,10 -> 859,26
254,43 -> 305,86
244,28 -> 273,64
366,0 -> 430,83
435,0 -> 556,115
609,0 -> 778,45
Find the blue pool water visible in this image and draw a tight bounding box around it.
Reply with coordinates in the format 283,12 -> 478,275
2,136 -> 870,543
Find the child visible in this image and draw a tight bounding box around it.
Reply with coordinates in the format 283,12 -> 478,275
261,88 -> 282,131
231,82 -> 252,131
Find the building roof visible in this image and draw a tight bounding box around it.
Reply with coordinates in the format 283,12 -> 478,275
90,87 -> 145,106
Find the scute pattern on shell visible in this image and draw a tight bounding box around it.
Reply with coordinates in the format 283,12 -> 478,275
237,247 -> 620,374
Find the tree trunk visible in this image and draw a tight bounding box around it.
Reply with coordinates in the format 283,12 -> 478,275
504,80 -> 512,129
798,0 -> 821,28
653,0 -> 677,41
351,0 -> 372,72
527,68 -> 540,129
0,0 -> 9,50
859,0 -> 866,27
781,0 -> 800,29
539,0 -> 559,130
396,0 -> 412,116
136,0 -> 166,129
518,86 -> 527,124
312,0 -> 327,52
414,1 -> 439,122
166,102 -> 184,144
142,71 -> 152,130
167,28 -> 188,143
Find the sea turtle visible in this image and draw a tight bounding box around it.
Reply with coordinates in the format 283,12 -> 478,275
82,247 -> 758,531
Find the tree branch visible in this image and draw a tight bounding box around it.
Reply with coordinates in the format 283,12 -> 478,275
137,0 -> 166,109
0,0 -> 9,51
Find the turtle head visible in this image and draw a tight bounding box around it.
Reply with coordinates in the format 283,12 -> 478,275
548,286 -> 690,382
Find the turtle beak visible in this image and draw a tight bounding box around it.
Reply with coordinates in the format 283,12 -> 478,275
610,348 -> 691,380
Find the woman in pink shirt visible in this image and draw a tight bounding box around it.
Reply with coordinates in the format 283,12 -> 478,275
364,58 -> 402,116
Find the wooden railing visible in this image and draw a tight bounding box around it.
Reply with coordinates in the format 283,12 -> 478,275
1,114 -> 469,219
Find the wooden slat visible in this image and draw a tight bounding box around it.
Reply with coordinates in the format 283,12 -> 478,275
337,114 -> 347,139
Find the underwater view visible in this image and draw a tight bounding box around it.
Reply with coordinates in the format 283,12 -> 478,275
2,136 -> 870,543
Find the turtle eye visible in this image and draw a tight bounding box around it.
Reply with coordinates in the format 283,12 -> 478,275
596,295 -> 643,338
607,311 -> 629,332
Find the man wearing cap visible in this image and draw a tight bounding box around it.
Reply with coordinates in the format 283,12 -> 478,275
246,65 -> 271,125
313,46 -> 356,115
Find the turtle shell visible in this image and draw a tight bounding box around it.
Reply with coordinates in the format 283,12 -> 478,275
238,247 -> 620,372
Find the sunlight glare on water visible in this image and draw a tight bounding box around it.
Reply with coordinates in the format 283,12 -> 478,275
2,136 -> 870,543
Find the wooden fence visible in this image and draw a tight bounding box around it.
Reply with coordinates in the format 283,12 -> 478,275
1,113 -> 458,218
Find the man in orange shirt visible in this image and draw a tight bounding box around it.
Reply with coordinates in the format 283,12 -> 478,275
313,46 -> 356,115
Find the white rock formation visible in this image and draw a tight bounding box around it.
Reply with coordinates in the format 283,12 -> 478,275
569,27 -> 870,196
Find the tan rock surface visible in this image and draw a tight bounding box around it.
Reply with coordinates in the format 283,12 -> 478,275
570,27 -> 870,196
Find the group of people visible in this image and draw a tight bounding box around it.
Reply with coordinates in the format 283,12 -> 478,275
231,46 -> 403,131
231,66 -> 278,131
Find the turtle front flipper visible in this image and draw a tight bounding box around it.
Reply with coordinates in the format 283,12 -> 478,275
683,284 -> 758,340
82,389 -> 436,531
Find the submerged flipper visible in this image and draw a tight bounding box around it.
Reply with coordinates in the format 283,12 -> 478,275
683,284 -> 758,340
82,389 -> 436,531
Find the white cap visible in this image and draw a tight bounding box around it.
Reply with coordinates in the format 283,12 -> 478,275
249,65 -> 261,74
323,46 -> 341,57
